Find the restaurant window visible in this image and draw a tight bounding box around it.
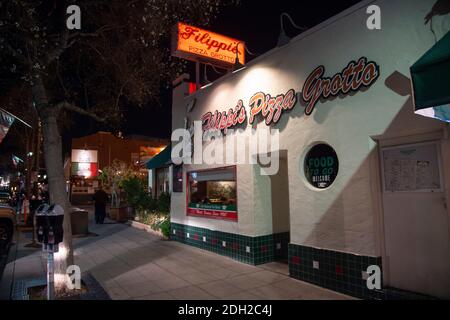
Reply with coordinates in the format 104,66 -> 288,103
187,166 -> 237,221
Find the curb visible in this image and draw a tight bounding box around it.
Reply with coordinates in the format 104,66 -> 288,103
126,220 -> 167,239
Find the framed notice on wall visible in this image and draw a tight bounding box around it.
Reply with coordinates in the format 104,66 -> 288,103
381,142 -> 443,193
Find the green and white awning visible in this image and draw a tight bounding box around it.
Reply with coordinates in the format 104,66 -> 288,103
411,31 -> 450,122
146,145 -> 172,170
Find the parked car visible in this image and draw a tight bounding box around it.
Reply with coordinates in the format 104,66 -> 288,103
0,192 -> 12,205
0,204 -> 16,252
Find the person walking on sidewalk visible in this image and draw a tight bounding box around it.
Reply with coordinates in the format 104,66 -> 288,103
93,186 -> 108,224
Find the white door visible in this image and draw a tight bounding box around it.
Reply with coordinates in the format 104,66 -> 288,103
381,141 -> 450,299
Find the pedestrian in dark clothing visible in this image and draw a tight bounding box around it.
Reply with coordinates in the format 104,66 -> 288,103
93,187 -> 108,224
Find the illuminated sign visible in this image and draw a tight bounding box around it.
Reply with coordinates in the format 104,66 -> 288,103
172,22 -> 245,67
302,57 -> 380,115
71,149 -> 98,178
71,149 -> 98,163
71,162 -> 98,178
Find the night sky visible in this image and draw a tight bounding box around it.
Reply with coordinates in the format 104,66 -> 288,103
68,0 -> 363,143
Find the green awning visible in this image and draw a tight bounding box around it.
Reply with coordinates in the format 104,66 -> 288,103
146,145 -> 172,170
411,31 -> 450,122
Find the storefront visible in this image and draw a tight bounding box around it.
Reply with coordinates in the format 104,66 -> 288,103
170,0 -> 450,299
68,131 -> 168,204
70,149 -> 99,204
146,145 -> 172,198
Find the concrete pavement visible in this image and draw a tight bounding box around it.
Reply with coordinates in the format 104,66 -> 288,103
0,206 -> 353,300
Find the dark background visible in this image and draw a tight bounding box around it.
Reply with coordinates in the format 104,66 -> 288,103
63,0 -> 364,157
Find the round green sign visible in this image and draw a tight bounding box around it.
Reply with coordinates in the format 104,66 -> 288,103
304,144 -> 339,189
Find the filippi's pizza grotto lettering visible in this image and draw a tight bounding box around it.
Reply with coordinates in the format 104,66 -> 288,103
200,57 -> 379,130
302,57 -> 380,115
248,89 -> 297,125
201,100 -> 247,134
176,22 -> 245,65
201,89 -> 297,134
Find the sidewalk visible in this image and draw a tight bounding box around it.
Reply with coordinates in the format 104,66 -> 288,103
0,206 -> 353,300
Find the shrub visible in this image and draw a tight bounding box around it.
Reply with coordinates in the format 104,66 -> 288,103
157,192 -> 170,213
122,176 -> 157,212
122,176 -> 144,207
141,193 -> 157,211
159,219 -> 171,239
151,214 -> 170,239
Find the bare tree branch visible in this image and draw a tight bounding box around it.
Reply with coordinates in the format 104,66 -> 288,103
3,42 -> 28,66
56,101 -> 106,123
46,31 -> 69,65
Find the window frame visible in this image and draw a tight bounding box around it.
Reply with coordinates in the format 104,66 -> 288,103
185,165 -> 238,222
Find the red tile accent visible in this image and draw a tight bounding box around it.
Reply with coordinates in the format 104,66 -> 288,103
335,265 -> 344,275
261,245 -> 268,253
211,239 -> 217,245
194,234 -> 199,241
232,243 -> 239,250
291,256 -> 301,265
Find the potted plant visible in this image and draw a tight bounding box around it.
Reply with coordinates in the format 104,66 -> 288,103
122,175 -> 146,220
99,160 -> 137,222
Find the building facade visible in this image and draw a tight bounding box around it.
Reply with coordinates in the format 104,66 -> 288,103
69,131 -> 167,204
168,0 -> 450,299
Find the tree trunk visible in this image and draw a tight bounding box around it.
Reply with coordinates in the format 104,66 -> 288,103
32,76 -> 73,293
34,121 -> 42,173
25,131 -> 33,201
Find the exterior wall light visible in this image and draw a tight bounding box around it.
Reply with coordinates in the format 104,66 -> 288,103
277,13 -> 307,47
233,42 -> 246,73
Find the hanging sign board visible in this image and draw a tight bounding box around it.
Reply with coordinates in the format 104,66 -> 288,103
172,22 -> 245,68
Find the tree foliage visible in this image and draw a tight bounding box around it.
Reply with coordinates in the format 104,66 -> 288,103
0,0 -> 239,293
0,0 -> 240,121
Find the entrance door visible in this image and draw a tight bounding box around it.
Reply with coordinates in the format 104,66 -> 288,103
381,141 -> 450,298
257,151 -> 290,268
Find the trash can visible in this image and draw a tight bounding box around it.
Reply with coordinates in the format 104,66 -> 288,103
70,208 -> 89,236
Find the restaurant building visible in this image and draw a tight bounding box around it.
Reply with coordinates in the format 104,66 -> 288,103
163,0 -> 450,299
68,131 -> 168,204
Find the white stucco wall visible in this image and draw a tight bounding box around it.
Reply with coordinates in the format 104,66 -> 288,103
171,0 -> 450,254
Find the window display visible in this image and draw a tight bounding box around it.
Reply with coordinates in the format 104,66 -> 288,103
187,166 -> 237,221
